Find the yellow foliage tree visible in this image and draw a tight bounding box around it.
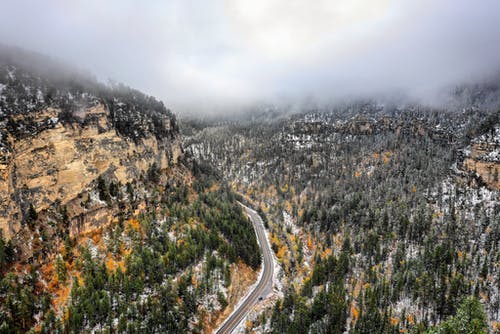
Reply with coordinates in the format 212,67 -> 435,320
351,304 -> 360,323
307,235 -> 314,250
277,245 -> 287,259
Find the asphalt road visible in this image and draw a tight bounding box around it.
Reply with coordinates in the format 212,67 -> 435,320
215,203 -> 274,334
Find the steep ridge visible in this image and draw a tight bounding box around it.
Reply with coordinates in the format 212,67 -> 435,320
0,46 -> 261,333
0,45 -> 182,240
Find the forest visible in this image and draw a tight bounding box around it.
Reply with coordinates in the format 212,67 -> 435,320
0,157 -> 260,333
183,100 -> 499,333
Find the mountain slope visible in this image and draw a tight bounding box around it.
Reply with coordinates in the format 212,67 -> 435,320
0,46 -> 182,241
0,46 -> 261,333
183,102 -> 500,333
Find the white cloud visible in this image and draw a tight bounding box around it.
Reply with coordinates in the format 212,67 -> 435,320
0,0 -> 499,113
225,0 -> 392,60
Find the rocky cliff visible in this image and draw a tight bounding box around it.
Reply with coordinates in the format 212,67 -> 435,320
463,125 -> 500,190
0,46 -> 182,240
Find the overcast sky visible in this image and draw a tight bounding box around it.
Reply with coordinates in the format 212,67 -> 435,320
1,0 -> 500,113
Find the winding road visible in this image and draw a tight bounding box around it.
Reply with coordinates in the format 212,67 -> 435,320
215,203 -> 274,334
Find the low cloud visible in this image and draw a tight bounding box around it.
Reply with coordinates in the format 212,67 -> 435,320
1,0 -> 500,113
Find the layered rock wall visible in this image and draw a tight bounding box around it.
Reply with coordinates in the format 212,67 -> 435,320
0,103 -> 182,238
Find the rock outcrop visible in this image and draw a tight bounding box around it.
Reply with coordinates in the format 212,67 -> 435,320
0,46 -> 182,239
462,125 -> 500,190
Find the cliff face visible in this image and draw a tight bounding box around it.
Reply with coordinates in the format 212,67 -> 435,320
0,104 -> 182,239
0,46 -> 182,239
463,125 -> 500,190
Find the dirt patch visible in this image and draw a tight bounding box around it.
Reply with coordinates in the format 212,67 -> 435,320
210,261 -> 258,332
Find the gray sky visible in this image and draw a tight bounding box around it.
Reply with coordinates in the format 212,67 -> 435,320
1,0 -> 500,113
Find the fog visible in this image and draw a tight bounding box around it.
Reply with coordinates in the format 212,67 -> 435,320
1,0 -> 500,114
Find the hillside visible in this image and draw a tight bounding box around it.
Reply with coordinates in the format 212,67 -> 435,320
183,101 -> 500,333
0,45 -> 182,240
0,46 -> 261,333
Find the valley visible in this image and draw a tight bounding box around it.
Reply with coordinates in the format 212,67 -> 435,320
0,45 -> 499,334
183,101 -> 500,333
